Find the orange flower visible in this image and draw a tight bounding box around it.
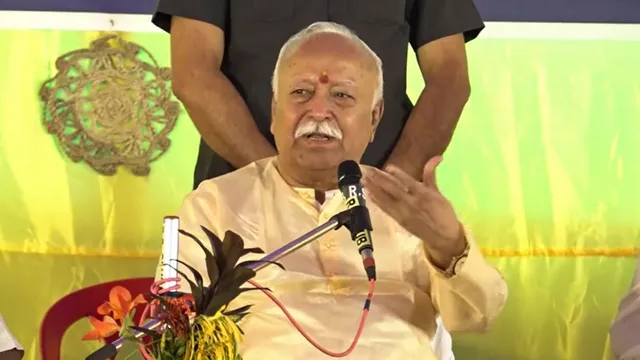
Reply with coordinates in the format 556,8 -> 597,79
97,285 -> 147,320
81,316 -> 120,341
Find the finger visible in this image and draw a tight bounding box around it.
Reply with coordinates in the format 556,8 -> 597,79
363,182 -> 407,223
363,174 -> 406,209
363,183 -> 392,207
384,165 -> 423,195
422,156 -> 443,191
363,167 -> 410,201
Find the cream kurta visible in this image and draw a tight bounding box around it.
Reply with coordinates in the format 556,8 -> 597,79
158,157 -> 507,359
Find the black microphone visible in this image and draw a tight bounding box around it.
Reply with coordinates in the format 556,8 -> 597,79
337,160 -> 376,281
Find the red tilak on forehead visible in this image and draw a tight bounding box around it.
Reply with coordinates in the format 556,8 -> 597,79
319,71 -> 329,84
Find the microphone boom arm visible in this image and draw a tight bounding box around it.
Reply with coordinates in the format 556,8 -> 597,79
248,209 -> 352,271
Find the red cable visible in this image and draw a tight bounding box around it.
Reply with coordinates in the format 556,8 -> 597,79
247,278 -> 375,358
144,277 -> 375,358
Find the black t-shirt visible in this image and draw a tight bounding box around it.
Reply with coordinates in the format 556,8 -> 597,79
152,0 -> 484,189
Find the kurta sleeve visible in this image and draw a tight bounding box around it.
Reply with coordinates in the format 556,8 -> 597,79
412,229 -> 508,332
610,254 -> 640,359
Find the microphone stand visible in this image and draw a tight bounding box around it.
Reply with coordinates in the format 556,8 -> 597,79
85,209 -> 353,360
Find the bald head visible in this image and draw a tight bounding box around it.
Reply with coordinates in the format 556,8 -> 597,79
272,22 -> 383,104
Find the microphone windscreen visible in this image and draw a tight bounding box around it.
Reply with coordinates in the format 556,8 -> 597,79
338,160 -> 362,186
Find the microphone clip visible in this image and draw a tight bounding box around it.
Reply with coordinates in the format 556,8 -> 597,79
329,208 -> 354,230
343,206 -> 373,252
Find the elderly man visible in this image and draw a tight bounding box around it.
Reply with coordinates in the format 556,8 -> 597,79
610,253 -> 640,359
169,22 -> 507,359
154,0 -> 482,188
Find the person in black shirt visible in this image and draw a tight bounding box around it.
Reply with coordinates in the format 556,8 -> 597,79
152,0 -> 484,189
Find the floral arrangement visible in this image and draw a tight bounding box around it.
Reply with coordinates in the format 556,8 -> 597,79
82,227 -> 282,359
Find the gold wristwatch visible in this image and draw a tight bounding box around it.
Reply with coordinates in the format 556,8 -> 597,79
444,244 -> 469,276
439,237 -> 470,277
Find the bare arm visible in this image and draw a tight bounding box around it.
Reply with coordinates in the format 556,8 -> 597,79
170,17 -> 276,168
385,34 -> 470,179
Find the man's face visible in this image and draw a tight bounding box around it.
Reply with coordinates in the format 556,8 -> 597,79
271,34 -> 383,172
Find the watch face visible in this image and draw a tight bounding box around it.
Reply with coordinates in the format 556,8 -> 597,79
453,256 -> 468,274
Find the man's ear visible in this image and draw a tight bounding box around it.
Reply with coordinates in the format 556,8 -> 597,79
370,99 -> 384,142
270,98 -> 276,135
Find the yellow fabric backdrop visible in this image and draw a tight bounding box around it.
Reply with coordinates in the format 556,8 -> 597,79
0,30 -> 639,359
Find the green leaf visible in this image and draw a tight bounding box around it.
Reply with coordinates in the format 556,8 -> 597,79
172,341 -> 186,357
204,287 -> 269,317
222,231 -> 245,273
241,247 -> 265,256
204,283 -> 218,310
172,259 -> 205,311
199,285 -> 215,314
223,304 -> 253,316
122,325 -> 147,345
236,324 -> 245,335
163,263 -> 198,294
163,264 -> 202,309
148,293 -> 171,307
215,266 -> 256,298
179,228 -> 220,287
227,312 -> 250,326
178,229 -> 214,259
118,308 -> 136,336
201,226 -> 226,276
205,263 -> 250,306
172,259 -> 204,290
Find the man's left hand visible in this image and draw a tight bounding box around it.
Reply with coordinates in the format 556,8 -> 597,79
363,156 -> 466,265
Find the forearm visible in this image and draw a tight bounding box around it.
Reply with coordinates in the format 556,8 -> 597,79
424,222 -> 468,270
175,71 -> 277,168
386,77 -> 469,179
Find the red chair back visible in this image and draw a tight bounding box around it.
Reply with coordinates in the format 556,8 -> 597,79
39,277 -> 154,360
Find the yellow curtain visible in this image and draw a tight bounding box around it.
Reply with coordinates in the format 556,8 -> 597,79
0,30 -> 639,359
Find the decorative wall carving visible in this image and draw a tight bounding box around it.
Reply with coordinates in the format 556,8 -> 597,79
39,33 -> 180,176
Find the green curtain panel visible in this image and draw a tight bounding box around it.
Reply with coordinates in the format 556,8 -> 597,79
0,29 -> 639,360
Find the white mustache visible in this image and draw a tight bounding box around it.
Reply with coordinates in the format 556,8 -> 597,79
294,121 -> 343,140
